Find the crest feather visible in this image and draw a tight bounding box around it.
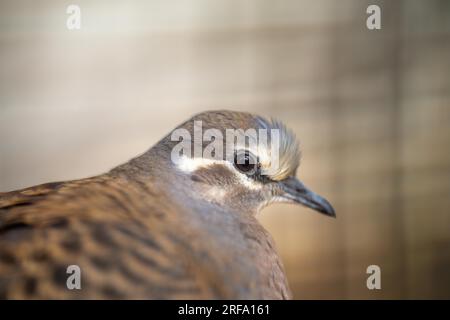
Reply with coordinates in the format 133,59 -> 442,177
256,117 -> 301,181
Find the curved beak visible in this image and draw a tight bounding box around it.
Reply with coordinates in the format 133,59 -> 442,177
279,177 -> 336,217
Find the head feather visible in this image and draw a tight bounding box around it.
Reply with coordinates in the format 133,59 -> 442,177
171,110 -> 301,181
256,116 -> 301,181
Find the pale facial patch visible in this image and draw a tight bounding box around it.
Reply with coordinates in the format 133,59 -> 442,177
255,196 -> 291,213
205,186 -> 227,201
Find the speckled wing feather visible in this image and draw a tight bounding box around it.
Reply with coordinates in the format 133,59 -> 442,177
0,176 -> 235,299
0,181 -> 64,210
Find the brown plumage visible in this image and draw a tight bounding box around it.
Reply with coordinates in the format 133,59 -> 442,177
0,110 -> 334,299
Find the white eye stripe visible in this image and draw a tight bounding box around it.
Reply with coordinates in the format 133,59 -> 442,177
175,156 -> 261,190
176,156 -> 223,173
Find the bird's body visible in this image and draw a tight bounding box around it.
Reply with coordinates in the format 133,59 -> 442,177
0,110 -> 334,299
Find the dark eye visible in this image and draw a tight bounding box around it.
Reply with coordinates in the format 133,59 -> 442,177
234,151 -> 259,175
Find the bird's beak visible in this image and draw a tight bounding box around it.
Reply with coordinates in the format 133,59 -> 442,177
279,177 -> 336,217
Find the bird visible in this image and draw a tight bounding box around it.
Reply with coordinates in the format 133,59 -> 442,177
0,110 -> 335,299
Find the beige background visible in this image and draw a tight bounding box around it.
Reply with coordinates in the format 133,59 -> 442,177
1,0 -> 449,298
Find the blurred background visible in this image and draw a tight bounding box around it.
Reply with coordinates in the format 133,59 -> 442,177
1,0 -> 449,299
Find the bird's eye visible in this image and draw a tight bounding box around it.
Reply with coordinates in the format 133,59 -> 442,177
234,151 -> 259,175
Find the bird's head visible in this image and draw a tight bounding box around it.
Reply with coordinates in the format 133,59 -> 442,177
142,110 -> 335,217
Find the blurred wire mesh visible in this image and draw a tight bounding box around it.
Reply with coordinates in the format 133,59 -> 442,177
0,0 -> 449,299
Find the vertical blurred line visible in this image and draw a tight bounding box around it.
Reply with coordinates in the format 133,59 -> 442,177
328,1 -> 349,299
388,0 -> 408,298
